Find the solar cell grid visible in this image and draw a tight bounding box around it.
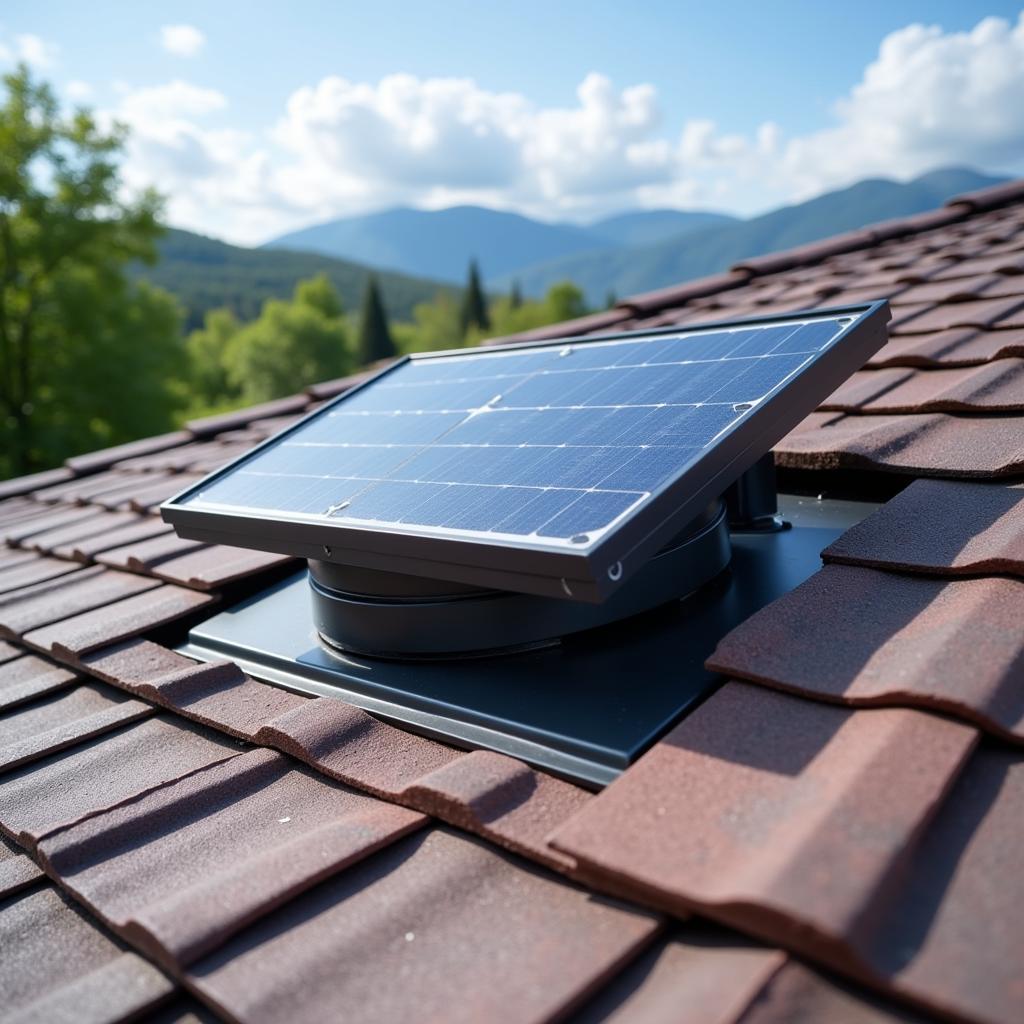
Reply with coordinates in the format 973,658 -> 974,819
182,313 -> 852,546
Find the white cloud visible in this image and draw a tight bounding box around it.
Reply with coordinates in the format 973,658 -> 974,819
160,24 -> 205,59
107,11 -> 1024,244
0,32 -> 59,69
65,79 -> 94,102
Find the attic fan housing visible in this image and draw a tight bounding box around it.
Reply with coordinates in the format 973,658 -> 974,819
163,302 -> 890,785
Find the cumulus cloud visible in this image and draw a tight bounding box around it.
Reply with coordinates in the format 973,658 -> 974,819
0,32 -> 59,69
160,24 -> 205,59
101,11 -> 1024,243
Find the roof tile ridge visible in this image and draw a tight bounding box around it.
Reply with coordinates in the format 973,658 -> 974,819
945,177 -> 1024,213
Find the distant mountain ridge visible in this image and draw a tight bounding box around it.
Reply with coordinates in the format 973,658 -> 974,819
132,228 -> 455,332
263,205 -> 737,284
496,168 -> 1009,303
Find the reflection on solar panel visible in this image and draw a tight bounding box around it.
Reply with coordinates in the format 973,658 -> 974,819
163,303 -> 889,600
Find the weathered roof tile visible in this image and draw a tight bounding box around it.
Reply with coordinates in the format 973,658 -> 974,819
24,583 -> 215,659
708,564 -> 1024,742
39,747 -> 426,969
0,654 -> 77,712
0,832 -> 43,898
189,827 -> 660,1024
0,714 -> 239,848
0,682 -> 154,773
0,885 -> 175,1023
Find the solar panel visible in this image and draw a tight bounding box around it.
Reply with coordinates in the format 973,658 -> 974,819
163,303 -> 889,601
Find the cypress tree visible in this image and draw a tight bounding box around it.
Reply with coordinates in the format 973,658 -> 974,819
356,275 -> 396,366
510,279 -> 523,309
459,259 -> 491,335
605,289 -> 617,310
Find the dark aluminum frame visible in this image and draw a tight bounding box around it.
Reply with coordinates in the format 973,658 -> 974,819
162,301 -> 890,602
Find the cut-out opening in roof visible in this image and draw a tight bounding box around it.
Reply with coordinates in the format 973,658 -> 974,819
162,302 -> 890,602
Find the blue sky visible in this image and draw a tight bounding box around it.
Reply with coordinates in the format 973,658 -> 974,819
2,2 -> 1022,243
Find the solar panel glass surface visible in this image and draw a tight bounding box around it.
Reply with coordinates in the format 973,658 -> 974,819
182,315 -> 849,547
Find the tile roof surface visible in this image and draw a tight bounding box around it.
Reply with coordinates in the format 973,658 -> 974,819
0,178 -> 1023,1023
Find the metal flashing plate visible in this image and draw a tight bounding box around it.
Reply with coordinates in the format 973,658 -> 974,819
163,303 -> 889,601
181,496 -> 879,788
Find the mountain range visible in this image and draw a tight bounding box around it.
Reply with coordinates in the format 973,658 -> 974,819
264,206 -> 737,284
262,167 -> 1007,305
139,167 -> 1008,330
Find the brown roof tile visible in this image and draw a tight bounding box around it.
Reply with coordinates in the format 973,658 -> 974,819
823,359 -> 1024,412
0,832 -> 43,898
0,467 -> 75,501
186,394 -> 311,438
0,639 -> 23,664
550,684 -> 1001,1021
21,508 -> 142,554
0,567 -> 159,641
893,294 -> 1024,333
24,583 -> 215,659
867,327 -> 1024,367
0,504 -> 107,545
0,682 -> 153,773
0,714 -> 239,848
123,473 -> 205,514
0,654 -> 77,712
0,555 -> 81,595
0,885 -> 175,1023
149,545 -> 294,590
55,517 -> 172,563
189,827 -> 660,1024
776,411 -> 1024,477
707,564 -> 1024,743
38,747 -> 425,969
64,431 -> 193,475
82,644 -> 308,741
96,531 -> 206,572
32,469 -> 147,505
823,478 -> 1024,576
568,925 -> 785,1024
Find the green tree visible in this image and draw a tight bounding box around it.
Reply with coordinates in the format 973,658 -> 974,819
356,275 -> 396,366
509,280 -> 523,309
392,290 -> 463,354
0,65 -> 180,476
223,274 -> 353,404
186,307 -> 241,408
459,259 -> 490,336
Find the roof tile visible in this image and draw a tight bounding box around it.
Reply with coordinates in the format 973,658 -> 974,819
96,531 -> 205,572
55,517 -> 173,563
189,827 -> 660,1024
24,509 -> 142,554
1,504 -> 106,546
0,639 -> 22,664
0,833 -> 43,898
823,360 -> 1024,413
186,394 -> 311,438
81,644 -> 308,741
893,294 -> 1024,333
776,411 -> 1024,477
404,750 -> 591,870
823,478 -> 1024,577
39,747 -> 426,969
0,566 -> 157,639
707,564 -> 1024,743
0,885 -> 175,1023
866,327 -> 1024,367
150,545 -> 294,590
24,583 -> 215,659
32,469 -> 147,505
253,695 -> 460,798
0,714 -> 239,848
550,684 -> 989,1020
0,466 -> 74,501
0,654 -> 77,712
568,925 -> 785,1024
0,682 -> 153,773
64,431 -> 193,476
0,555 -> 81,596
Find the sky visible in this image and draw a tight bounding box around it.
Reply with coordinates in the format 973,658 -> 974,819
2,2 -> 1023,245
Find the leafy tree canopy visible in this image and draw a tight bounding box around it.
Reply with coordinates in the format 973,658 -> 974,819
0,65 -> 182,476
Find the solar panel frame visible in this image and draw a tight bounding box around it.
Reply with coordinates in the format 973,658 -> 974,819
162,302 -> 890,602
